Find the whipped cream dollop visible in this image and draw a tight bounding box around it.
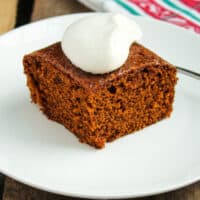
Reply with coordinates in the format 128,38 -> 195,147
61,13 -> 142,74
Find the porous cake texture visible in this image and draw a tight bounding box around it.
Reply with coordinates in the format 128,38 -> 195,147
23,42 -> 177,148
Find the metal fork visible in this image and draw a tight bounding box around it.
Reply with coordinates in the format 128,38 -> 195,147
176,66 -> 200,80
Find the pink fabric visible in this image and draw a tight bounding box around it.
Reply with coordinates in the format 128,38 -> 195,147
128,0 -> 200,33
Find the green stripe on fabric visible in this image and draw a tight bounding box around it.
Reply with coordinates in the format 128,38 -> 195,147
114,0 -> 141,15
163,0 -> 200,23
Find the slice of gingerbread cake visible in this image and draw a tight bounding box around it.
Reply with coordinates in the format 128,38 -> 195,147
23,14 -> 177,148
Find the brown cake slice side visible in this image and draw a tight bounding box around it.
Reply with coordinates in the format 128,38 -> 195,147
23,42 -> 177,148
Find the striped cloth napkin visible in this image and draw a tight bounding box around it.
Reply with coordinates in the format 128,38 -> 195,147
78,0 -> 200,34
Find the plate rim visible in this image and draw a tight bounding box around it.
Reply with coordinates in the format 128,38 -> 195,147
1,166 -> 200,199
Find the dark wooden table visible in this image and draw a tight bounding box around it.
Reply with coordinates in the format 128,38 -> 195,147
0,0 -> 200,199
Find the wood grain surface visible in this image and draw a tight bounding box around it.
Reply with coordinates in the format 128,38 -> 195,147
0,0 -> 200,199
31,0 -> 90,21
0,0 -> 17,34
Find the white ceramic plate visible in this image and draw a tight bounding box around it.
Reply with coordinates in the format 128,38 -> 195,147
0,13 -> 200,199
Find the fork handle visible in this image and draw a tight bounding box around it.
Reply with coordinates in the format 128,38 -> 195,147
176,66 -> 200,80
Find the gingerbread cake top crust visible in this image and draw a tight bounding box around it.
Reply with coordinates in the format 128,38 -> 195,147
24,42 -> 175,91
